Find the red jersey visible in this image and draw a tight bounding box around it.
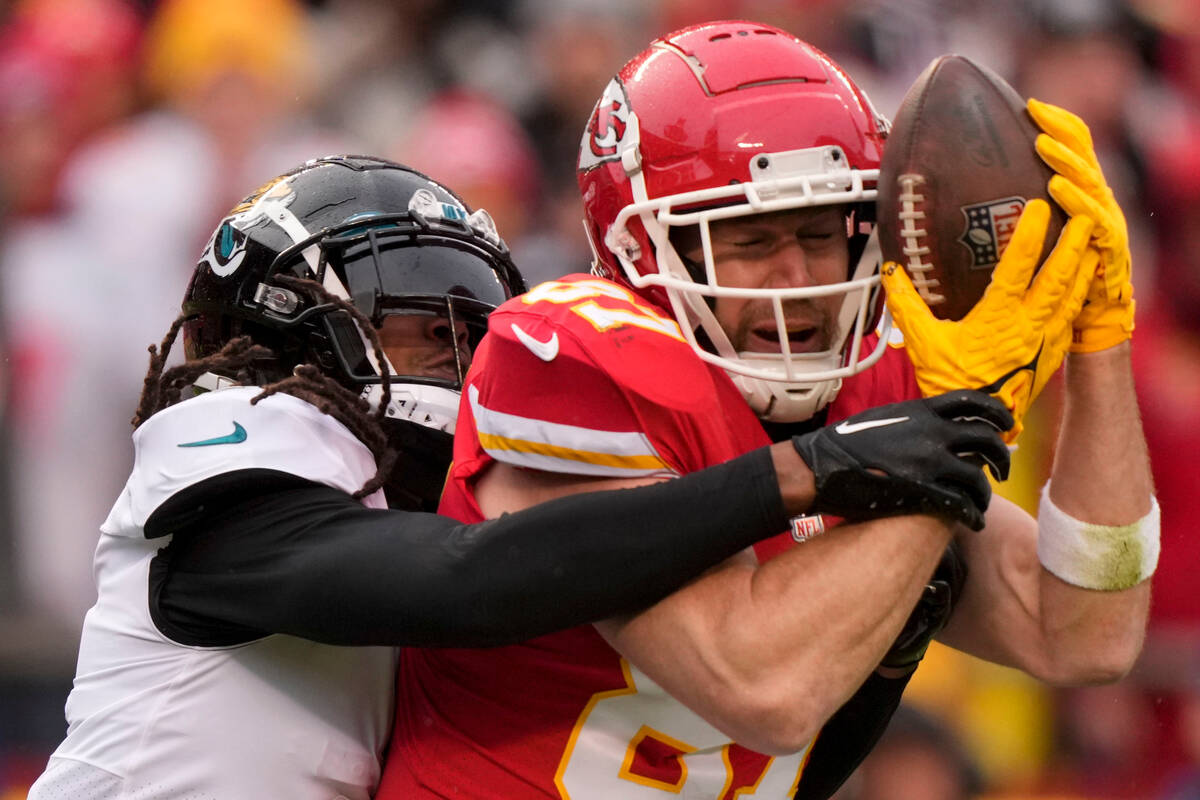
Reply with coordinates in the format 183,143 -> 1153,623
378,275 -> 919,799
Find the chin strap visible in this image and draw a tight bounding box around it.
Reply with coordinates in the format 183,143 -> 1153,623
732,369 -> 842,423
192,371 -> 242,394
381,417 -> 455,512
360,381 -> 464,510
361,382 -> 461,434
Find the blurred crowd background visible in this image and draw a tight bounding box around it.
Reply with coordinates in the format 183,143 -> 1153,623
0,0 -> 1197,797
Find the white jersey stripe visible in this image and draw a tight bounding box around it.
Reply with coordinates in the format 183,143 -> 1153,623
469,385 -> 676,478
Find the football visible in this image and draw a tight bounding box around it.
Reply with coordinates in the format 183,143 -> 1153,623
876,54 -> 1065,321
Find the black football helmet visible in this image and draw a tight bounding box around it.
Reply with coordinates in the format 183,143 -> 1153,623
185,155 -> 524,423
183,156 -> 526,508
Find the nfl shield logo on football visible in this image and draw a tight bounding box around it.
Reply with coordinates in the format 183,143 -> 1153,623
789,514 -> 826,542
958,197 -> 1026,269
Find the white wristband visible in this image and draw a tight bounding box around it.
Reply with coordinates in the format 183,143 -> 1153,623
1036,484 -> 1160,591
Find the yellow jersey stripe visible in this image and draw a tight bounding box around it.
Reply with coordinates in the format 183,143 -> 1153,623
477,431 -> 672,472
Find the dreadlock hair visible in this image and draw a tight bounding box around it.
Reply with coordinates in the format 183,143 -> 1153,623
133,275 -> 398,500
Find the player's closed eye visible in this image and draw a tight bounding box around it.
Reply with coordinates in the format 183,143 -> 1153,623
796,230 -> 842,252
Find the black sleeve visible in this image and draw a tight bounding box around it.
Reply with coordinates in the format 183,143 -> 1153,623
792,670 -> 913,800
147,446 -> 789,647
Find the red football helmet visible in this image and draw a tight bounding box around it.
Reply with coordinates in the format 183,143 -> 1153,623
578,20 -> 891,421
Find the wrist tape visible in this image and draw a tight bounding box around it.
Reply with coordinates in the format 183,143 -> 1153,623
1036,483 -> 1159,590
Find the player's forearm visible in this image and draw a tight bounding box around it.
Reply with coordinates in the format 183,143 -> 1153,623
1030,569 -> 1149,683
1052,342 -> 1152,521
1037,342 -> 1152,681
600,514 -> 952,753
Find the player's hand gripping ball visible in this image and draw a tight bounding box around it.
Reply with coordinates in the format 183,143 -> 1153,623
877,55 -> 1068,321
1029,98 -> 1135,352
880,201 -> 1097,443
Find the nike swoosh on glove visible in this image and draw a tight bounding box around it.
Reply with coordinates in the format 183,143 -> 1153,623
791,390 -> 1013,531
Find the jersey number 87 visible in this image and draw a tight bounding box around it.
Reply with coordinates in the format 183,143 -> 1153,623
554,661 -> 812,798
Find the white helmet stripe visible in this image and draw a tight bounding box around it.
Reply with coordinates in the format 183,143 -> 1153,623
263,199 -> 324,277
264,194 -> 392,378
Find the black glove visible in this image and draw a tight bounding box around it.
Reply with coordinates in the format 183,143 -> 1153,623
791,390 -> 1013,531
882,539 -> 968,670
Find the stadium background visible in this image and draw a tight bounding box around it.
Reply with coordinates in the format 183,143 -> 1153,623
0,0 -> 1196,797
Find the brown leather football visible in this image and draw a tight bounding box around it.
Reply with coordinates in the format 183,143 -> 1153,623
877,54 -> 1065,321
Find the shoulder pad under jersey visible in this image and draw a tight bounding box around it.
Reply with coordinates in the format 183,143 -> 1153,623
465,275 -> 748,477
103,387 -> 384,536
484,276 -> 728,414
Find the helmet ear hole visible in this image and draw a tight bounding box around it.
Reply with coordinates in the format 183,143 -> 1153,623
845,202 -> 876,278
667,225 -> 706,285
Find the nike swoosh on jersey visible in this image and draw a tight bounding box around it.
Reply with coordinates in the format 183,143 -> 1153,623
177,421 -> 248,447
834,416 -> 910,435
511,323 -> 560,362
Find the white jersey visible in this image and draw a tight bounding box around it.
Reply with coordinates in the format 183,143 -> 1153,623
29,387 -> 398,800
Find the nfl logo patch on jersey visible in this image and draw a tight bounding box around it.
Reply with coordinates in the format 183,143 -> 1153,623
958,197 -> 1025,268
789,514 -> 826,542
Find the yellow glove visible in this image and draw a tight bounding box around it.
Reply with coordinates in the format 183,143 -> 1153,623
880,200 -> 1096,443
1028,98 -> 1135,352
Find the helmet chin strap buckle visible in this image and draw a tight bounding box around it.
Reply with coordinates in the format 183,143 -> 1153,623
466,208 -> 501,245
733,371 -> 843,423
253,283 -> 300,314
192,371 -> 241,394
361,383 -> 461,434
619,111 -> 643,177
621,145 -> 642,176
606,227 -> 642,263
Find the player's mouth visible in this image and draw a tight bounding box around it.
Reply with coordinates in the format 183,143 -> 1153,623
411,352 -> 465,382
745,320 -> 827,354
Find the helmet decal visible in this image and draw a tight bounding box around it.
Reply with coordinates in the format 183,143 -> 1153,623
200,178 -> 297,278
232,174 -> 289,210
207,221 -> 249,275
579,77 -> 632,171
408,188 -> 468,222
200,218 -> 251,278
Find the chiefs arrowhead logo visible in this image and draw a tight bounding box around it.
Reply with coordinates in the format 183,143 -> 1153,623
592,100 -> 627,155
579,77 -> 633,172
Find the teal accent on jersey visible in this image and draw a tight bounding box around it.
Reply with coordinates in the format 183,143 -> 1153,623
178,422 -> 248,448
